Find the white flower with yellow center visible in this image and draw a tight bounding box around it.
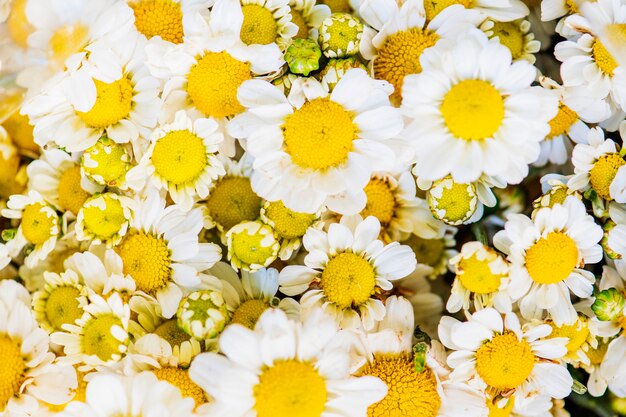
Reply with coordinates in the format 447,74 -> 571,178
189,308 -> 388,417
210,262 -> 300,329
80,137 -> 133,189
439,308 -> 572,399
279,216 -> 417,330
493,196 -> 603,325
22,34 -> 161,153
26,149 -> 97,218
225,220 -> 280,271
238,0 -> 298,49
421,0 -> 528,23
533,173 -> 581,210
59,371 -> 195,417
447,241 -> 512,314
127,110 -> 225,211
545,313 -> 599,367
32,269 -> 88,333
115,189 -> 222,318
289,0 -> 331,40
569,127 -> 626,202
0,280 -> 78,415
75,192 -> 134,246
403,29 -> 558,184
2,190 -> 60,268
229,69 -> 404,214
480,19 -> 540,64
358,0 -> 482,104
146,0 -> 284,123
51,291 -> 130,369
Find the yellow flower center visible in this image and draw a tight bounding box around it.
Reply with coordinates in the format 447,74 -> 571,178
77,78 -> 134,128
550,318 -> 589,356
153,367 -> 207,407
49,24 -> 89,65
424,0 -> 474,21
81,138 -> 130,186
186,52 -> 252,118
205,176 -> 262,231
130,0 -> 184,44
457,254 -> 505,294
487,397 -> 515,417
57,166 -> 90,215
117,232 -> 171,294
548,103 -> 578,139
361,178 -> 397,226
152,130 -> 208,185
475,331 -> 535,390
283,98 -> 356,170
231,299 -> 269,329
230,226 -> 277,266
81,194 -> 127,240
488,21 -> 525,60
441,80 -> 504,141
45,286 -> 83,332
593,39 -> 618,76
240,4 -> 278,45
291,9 -> 309,39
263,201 -> 317,239
525,232 -> 578,284
0,336 -> 25,411
7,0 -> 33,48
319,0 -> 352,12
359,354 -> 441,417
403,235 -> 445,267
587,341 -> 609,366
154,319 -> 191,346
429,180 -> 477,224
21,203 -> 56,245
81,314 -> 124,361
2,112 -> 38,155
589,153 -> 626,200
373,29 -> 440,102
254,360 -> 327,417
320,252 -> 376,309
564,0 -> 578,13
547,187 -> 570,207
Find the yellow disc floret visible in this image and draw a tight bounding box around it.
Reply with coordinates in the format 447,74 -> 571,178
152,130 -> 207,185
283,98 -> 356,170
153,367 -> 207,407
154,319 -> 191,346
424,0 -> 474,21
77,78 -> 134,128
373,29 -> 439,102
320,252 -> 376,309
117,232 -> 171,294
206,176 -> 262,231
429,179 -> 477,225
254,360 -> 327,417
589,153 -> 626,200
361,178 -> 397,226
489,21 -> 524,60
81,194 -> 127,241
231,299 -> 269,329
130,0 -> 184,44
81,314 -> 124,361
550,317 -> 589,357
81,138 -> 131,186
525,232 -> 578,284
0,335 -> 26,410
229,223 -> 279,267
45,286 -> 83,332
3,111 -> 38,155
593,39 -> 618,76
263,201 -> 317,239
457,255 -> 505,294
21,203 -> 56,245
360,354 -> 441,417
240,4 -> 278,45
475,331 -> 535,390
49,24 -> 89,65
441,80 -> 505,141
57,166 -> 90,215
186,52 -> 252,118
548,103 -> 578,139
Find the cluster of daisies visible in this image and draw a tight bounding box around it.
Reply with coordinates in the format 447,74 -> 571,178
1,0 -> 626,416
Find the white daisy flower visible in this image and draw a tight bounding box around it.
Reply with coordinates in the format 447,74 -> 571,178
2,190 -> 60,268
533,173 -> 582,210
22,33 -> 161,153
439,308 -> 573,399
228,69 -> 404,214
0,280 -> 78,415
279,215 -> 416,330
422,0 -> 529,23
289,0 -> 331,40
75,192 -> 134,246
126,110 -> 225,211
115,189 -> 222,318
402,29 -> 558,184
238,0 -> 298,48
359,0 -> 482,104
189,308 -> 388,417
545,312 -> 599,367
225,220 -> 280,271
493,196 -> 603,325
569,126 -> 626,203
32,269 -> 88,333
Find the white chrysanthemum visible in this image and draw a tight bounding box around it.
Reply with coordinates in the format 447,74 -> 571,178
126,110 -> 225,211
75,192 -> 134,246
32,269 -> 88,333
289,0 -> 331,40
494,196 -> 603,325
189,308 -> 388,417
22,33 -> 161,153
569,126 -> 626,203
439,308 -> 573,399
359,0 -> 482,104
228,69 -> 404,214
238,0 -> 298,48
402,29 -> 558,184
2,190 -> 60,268
279,216 -> 416,330
115,189 -> 222,318
0,280 -> 77,415
533,173 -> 582,210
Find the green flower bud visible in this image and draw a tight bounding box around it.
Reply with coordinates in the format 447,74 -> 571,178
592,288 -> 625,321
177,290 -> 230,340
285,39 -> 322,76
